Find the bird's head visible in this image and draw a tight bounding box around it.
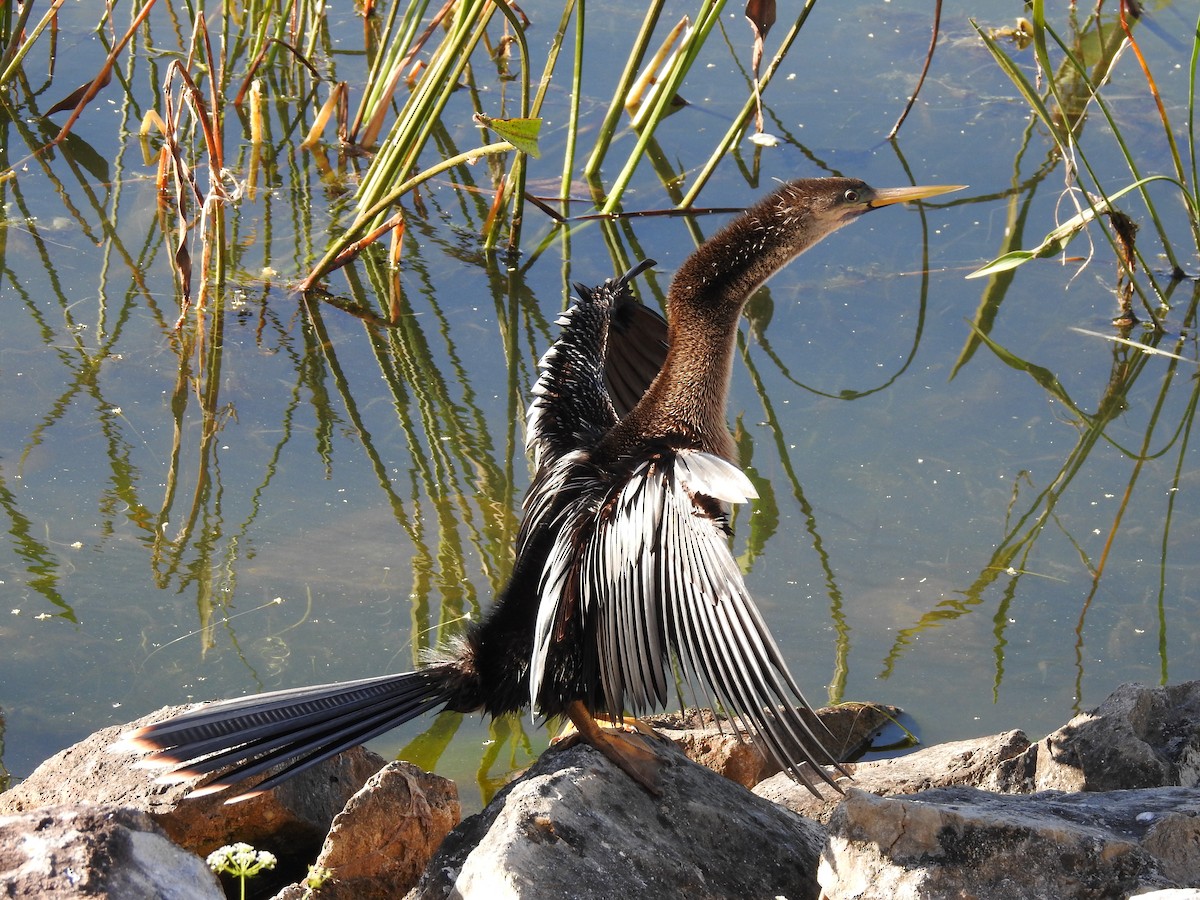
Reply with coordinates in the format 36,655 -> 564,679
768,177 -> 964,237
669,176 -> 964,321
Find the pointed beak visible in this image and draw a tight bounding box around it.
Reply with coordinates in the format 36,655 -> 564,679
868,184 -> 966,208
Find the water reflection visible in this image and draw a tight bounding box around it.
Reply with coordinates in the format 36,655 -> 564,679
887,291 -> 1200,703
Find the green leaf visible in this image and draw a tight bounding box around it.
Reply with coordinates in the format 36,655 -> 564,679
966,250 -> 1037,279
474,114 -> 542,158
970,17 -> 1058,143
965,177 -> 1173,279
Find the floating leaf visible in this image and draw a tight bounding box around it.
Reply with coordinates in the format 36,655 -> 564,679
966,174 -> 1174,280
473,114 -> 542,158
966,250 -> 1038,279
1069,327 -> 1193,364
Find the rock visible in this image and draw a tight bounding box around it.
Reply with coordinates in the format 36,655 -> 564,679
406,735 -> 826,900
646,701 -> 901,788
0,704 -> 386,880
756,730 -> 1032,821
271,761 -> 460,900
819,786 -> 1200,899
0,803 -> 223,899
1029,681 -> 1200,792
7,682 -> 1200,898
810,702 -> 909,765
642,708 -> 775,788
1140,809 -> 1200,888
761,680 -> 1200,820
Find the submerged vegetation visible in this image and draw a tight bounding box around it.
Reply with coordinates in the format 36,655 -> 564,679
1,1 -> 1198,802
944,1 -> 1200,699
971,0 -> 1200,326
0,0 -> 876,308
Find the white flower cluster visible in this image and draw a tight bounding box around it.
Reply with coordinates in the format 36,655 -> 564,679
205,842 -> 278,879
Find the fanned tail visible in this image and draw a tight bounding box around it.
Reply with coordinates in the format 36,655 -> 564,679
114,665 -> 458,801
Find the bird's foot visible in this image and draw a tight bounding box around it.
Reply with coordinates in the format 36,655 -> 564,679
600,713 -> 661,739
557,702 -> 664,795
553,712 -> 660,743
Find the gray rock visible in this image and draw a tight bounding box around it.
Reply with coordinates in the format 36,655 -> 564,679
819,786 -> 1200,899
648,702 -> 899,789
8,681 -> 1200,898
1030,681 -> 1200,792
0,704 -> 386,878
271,761 -> 460,900
0,803 -> 223,899
756,729 -> 1031,821
407,736 -> 827,900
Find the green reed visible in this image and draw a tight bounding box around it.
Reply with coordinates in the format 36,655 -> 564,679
971,0 -> 1200,324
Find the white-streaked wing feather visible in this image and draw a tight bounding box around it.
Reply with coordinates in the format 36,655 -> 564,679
675,449 -> 758,503
525,297 -> 617,471
534,449 -> 838,787
526,260 -> 661,471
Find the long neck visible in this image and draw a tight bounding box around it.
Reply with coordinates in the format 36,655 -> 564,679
632,297 -> 744,459
606,189 -> 835,461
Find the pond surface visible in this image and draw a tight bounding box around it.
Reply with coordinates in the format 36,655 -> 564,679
2,1 -> 1197,811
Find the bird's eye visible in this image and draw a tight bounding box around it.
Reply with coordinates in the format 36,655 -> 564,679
842,189 -> 860,203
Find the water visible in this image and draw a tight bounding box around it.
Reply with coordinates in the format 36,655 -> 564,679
1,2 -> 1197,811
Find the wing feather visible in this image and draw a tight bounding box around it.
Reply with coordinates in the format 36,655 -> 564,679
526,259 -> 659,470
541,448 -> 841,790
604,297 -> 669,418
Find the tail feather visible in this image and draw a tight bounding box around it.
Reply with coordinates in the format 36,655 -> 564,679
116,666 -> 458,800
168,686 -> 444,782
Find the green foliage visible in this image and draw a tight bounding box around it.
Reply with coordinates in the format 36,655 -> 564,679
971,0 -> 1200,319
0,1 -> 831,293
966,177 -> 1175,280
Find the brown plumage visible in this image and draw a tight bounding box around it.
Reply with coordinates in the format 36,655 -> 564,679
116,177 -> 961,800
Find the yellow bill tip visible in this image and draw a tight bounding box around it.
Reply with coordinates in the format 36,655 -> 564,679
869,184 -> 967,208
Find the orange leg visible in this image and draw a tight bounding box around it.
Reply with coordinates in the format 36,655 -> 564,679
553,711 -> 659,741
556,701 -> 663,795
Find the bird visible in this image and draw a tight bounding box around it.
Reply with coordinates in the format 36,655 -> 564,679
117,177 -> 962,801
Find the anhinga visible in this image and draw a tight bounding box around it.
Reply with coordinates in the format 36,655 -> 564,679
119,177 -> 961,799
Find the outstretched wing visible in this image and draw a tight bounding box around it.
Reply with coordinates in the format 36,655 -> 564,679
525,259 -> 662,470
532,448 -> 841,791
604,295 -> 668,419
